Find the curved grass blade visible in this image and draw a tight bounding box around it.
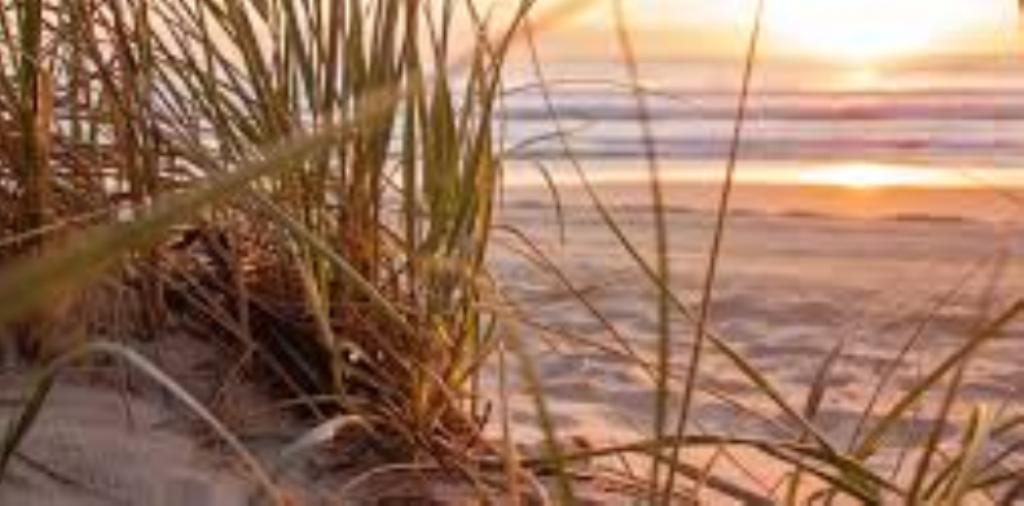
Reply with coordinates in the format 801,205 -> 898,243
0,340 -> 283,504
854,299 -> 1024,461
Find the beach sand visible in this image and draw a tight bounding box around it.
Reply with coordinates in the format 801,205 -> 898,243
485,180 -> 1024,500
0,376 -> 253,505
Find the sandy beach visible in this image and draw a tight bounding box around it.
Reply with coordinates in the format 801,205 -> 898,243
2,181 -> 1018,503
486,180 -> 1024,497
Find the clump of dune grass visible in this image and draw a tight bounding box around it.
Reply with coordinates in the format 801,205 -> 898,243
130,0 -> 539,464
0,0 -> 548,499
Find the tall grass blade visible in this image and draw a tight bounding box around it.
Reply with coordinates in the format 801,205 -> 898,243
661,1 -> 765,500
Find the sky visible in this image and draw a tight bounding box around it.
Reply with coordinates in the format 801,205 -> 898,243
528,0 -> 1020,62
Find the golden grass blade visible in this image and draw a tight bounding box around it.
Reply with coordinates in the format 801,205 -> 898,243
855,299 -> 1024,460
908,361 -> 970,501
924,406 -> 995,504
848,260 -> 987,450
0,126 -> 354,326
786,338 -> 846,505
497,294 -> 577,504
505,434 -> 896,502
660,0 -> 766,500
495,224 -> 656,380
606,2 -> 672,497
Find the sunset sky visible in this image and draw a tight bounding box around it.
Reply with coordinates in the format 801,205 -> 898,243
533,0 -> 1019,62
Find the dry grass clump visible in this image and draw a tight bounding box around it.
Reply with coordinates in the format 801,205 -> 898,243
0,0 -> 538,499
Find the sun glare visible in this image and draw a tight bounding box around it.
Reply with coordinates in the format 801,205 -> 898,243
561,1 -> 1013,62
797,163 -> 948,189
762,0 -> 1006,62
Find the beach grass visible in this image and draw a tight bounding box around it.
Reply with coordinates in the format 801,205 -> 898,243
1,0 -> 1024,504
1,0 -> 537,499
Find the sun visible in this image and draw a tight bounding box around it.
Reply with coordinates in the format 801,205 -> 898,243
763,0 -> 987,62
797,163 -> 945,189
551,1 -> 1014,62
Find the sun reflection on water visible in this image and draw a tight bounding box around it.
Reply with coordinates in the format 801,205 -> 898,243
794,162 -> 981,189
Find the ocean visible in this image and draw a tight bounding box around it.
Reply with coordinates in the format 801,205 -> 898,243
495,57 -> 1024,222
